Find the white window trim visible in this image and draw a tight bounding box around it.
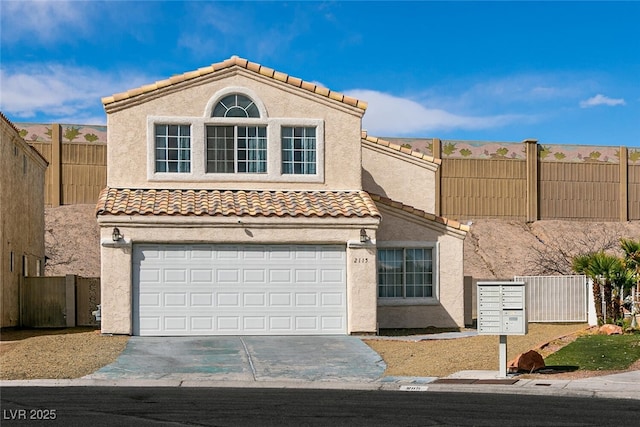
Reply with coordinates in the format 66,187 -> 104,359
147,87 -> 324,183
376,241 -> 439,306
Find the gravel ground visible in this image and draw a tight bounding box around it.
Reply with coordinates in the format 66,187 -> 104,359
0,328 -> 128,380
3,323 -> 636,381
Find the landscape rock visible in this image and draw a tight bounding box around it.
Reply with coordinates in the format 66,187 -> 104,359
508,350 -> 545,373
598,324 -> 623,335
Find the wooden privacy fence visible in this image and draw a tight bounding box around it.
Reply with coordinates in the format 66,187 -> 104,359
514,275 -> 589,323
21,275 -> 100,328
25,124 -> 640,220
28,124 -> 106,206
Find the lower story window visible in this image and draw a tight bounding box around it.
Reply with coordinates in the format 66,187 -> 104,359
377,248 -> 433,298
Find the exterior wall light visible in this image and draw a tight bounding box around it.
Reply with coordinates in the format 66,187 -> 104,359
360,228 -> 369,243
112,227 -> 123,242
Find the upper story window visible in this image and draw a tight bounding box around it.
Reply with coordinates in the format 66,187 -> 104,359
155,124 -> 191,173
282,127 -> 316,175
147,87 -> 324,183
213,94 -> 260,118
206,125 -> 267,173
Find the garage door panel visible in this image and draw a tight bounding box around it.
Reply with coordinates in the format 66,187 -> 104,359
321,269 -> 343,282
295,270 -> 317,282
321,293 -> 344,306
139,293 -> 161,307
133,244 -> 346,335
217,293 -> 240,307
191,293 -> 214,306
269,293 -> 292,306
296,293 -> 318,306
191,270 -> 213,282
191,317 -> 214,331
164,293 -> 187,307
164,269 -> 187,283
164,247 -> 188,259
217,316 -> 240,330
217,269 -> 239,283
269,270 -> 292,283
244,293 -> 266,306
244,269 -> 266,283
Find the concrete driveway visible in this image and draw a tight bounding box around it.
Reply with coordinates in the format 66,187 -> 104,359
86,336 -> 386,383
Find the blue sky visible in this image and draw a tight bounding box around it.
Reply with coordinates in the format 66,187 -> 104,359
1,1 -> 638,147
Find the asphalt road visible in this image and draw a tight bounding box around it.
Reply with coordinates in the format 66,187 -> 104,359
1,387 -> 638,426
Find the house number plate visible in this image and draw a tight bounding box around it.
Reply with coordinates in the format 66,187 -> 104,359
353,258 -> 369,263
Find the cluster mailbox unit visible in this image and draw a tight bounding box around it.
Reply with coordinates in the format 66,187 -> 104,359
477,281 -> 527,335
477,281 -> 528,377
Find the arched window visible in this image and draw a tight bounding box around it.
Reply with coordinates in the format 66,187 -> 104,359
212,94 -> 260,118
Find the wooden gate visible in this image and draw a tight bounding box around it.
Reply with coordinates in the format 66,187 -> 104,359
21,275 -> 100,327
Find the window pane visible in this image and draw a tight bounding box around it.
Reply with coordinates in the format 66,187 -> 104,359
377,249 -> 403,298
208,125 -> 266,174
212,94 -> 260,118
282,126 -> 317,175
377,248 -> 434,299
155,124 -> 190,173
237,126 -> 267,173
206,126 -> 235,173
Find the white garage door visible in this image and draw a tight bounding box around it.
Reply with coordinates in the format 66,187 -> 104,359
133,244 -> 347,336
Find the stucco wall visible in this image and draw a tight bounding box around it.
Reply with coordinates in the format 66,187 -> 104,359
375,205 -> 466,328
1,117 -> 47,327
362,141 -> 438,213
98,216 -> 379,335
106,69 -> 364,191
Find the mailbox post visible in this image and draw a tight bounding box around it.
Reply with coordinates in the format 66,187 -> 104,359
477,281 -> 527,377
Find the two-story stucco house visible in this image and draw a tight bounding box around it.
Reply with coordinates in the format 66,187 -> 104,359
96,56 -> 468,336
1,112 -> 48,327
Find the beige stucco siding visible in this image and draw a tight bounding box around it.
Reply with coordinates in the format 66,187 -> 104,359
375,205 -> 466,328
1,117 -> 47,327
107,70 -> 363,191
98,216 -> 379,335
362,141 -> 438,213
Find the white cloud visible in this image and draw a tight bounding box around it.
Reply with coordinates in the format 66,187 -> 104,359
579,94 -> 626,108
0,0 -> 92,44
0,64 -> 152,122
345,89 -> 526,136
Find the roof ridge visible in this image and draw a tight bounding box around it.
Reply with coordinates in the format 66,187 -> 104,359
102,56 -> 367,110
368,193 -> 469,232
361,131 -> 441,165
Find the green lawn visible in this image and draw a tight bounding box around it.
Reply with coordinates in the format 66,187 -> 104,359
544,333 -> 640,371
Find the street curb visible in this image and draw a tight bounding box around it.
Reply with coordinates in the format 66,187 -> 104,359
2,377 -> 639,400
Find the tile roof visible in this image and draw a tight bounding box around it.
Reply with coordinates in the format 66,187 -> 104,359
369,193 -> 469,232
96,188 -> 381,218
101,56 -> 367,111
361,131 -> 441,165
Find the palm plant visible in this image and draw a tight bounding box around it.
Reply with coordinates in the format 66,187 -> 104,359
620,238 -> 640,287
620,238 -> 640,325
589,252 -> 623,323
572,252 -> 603,324
572,251 -> 625,324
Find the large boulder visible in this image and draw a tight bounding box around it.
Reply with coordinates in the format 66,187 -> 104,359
599,324 -> 623,335
508,350 -> 545,373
